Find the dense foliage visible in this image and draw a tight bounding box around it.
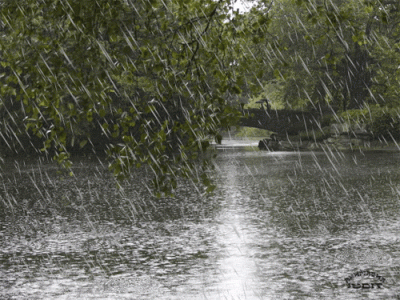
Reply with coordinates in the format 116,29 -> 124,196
0,0 -> 261,195
246,0 -> 400,111
1,0 -> 400,194
338,106 -> 400,140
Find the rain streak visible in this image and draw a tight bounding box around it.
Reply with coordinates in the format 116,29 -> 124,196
1,0 -> 400,299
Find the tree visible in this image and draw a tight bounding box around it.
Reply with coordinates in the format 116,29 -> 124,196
244,0 -> 400,111
0,0 -> 253,196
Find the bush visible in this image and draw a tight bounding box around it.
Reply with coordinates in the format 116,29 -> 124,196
338,108 -> 369,124
338,106 -> 400,140
234,127 -> 273,138
320,114 -> 336,127
368,108 -> 400,140
299,128 -> 331,142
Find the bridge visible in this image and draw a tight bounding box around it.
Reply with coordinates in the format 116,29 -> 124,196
239,108 -> 325,137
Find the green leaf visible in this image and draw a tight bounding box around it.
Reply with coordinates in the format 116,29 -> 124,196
206,185 -> 216,193
232,85 -> 242,94
87,111 -> 93,122
79,140 -> 88,148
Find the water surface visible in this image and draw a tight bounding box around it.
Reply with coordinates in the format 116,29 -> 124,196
1,149 -> 400,299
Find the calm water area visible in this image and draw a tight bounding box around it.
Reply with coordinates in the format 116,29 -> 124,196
1,146 -> 400,299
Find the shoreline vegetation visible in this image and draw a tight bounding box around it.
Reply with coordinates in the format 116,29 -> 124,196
219,106 -> 400,152
212,135 -> 400,152
217,123 -> 400,152
1,128 -> 399,160
3,105 -> 400,159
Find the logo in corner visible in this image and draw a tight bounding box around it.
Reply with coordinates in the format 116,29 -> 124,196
344,270 -> 385,289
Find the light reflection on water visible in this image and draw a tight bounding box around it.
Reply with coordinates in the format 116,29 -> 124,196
1,150 -> 400,299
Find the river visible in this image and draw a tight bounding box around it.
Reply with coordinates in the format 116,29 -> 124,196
1,147 -> 400,299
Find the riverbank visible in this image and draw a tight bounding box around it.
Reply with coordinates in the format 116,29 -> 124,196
213,136 -> 400,152
280,139 -> 400,152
